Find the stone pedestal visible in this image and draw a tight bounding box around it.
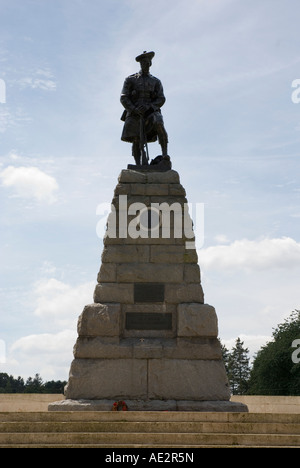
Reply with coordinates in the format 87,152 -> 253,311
49,169 -> 247,412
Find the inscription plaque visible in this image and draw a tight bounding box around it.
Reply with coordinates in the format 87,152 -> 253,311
125,312 -> 172,330
134,283 -> 165,303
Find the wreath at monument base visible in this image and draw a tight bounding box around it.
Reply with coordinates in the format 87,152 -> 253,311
112,400 -> 128,411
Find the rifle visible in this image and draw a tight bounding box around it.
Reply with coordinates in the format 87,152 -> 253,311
139,116 -> 149,165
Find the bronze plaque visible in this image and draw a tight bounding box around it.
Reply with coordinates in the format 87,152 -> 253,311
125,312 -> 172,330
134,283 -> 165,303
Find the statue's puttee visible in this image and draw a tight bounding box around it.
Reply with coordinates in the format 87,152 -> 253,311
120,51 -> 169,166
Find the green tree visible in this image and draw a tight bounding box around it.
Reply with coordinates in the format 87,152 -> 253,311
0,373 -> 11,393
43,380 -> 66,394
11,376 -> 25,393
227,338 -> 251,395
248,310 -> 300,395
0,372 -> 66,393
221,342 -> 230,374
24,374 -> 44,393
0,373 -> 25,393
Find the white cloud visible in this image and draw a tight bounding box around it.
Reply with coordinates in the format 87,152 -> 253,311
5,277 -> 95,380
199,237 -> 300,271
214,234 -> 230,244
0,339 -> 6,364
200,238 -> 300,350
0,78 -> 5,104
18,67 -> 57,91
11,330 -> 75,356
221,334 -> 272,362
9,330 -> 76,381
0,107 -> 32,134
33,278 -> 95,330
0,108 -> 14,133
0,165 -> 59,203
19,77 -> 56,91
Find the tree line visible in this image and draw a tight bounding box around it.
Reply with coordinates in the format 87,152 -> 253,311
0,373 -> 66,394
223,310 -> 300,395
0,310 -> 299,396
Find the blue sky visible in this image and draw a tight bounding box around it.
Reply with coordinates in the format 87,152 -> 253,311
1,0 -> 300,380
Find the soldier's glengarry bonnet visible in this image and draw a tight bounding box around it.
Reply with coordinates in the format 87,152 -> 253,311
135,51 -> 155,62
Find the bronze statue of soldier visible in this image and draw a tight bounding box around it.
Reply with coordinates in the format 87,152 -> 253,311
120,51 -> 169,166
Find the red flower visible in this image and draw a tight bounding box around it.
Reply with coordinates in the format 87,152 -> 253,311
112,400 -> 128,411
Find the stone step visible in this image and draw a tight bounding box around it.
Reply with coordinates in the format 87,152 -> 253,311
0,431 -> 300,446
1,412 -> 299,448
0,411 -> 299,423
1,420 -> 300,435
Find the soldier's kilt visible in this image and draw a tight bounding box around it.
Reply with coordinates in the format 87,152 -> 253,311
121,110 -> 165,143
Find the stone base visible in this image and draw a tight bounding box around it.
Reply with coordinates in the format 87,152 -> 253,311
64,356 -> 230,401
48,399 -> 248,412
60,169 -> 238,413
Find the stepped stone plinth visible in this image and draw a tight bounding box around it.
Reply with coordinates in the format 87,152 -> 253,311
49,168 -> 248,412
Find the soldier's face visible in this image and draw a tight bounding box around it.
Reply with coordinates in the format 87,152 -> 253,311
140,58 -> 151,73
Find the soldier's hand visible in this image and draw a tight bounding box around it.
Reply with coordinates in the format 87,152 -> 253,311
136,105 -> 149,116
